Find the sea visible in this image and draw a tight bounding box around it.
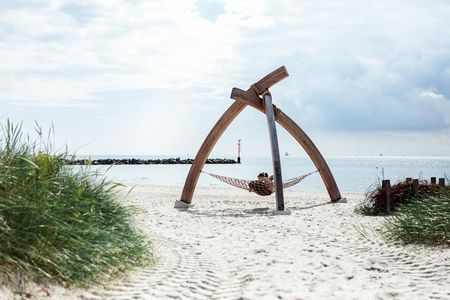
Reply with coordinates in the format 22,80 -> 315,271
72,155 -> 450,194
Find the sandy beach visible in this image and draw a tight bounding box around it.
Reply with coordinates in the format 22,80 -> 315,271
2,184 -> 450,300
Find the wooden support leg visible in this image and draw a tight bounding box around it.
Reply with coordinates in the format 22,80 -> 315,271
263,92 -> 285,211
177,101 -> 247,206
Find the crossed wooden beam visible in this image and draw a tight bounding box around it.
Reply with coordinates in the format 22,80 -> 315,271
175,66 -> 342,208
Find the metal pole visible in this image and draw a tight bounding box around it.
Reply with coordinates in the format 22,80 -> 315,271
263,92 -> 285,211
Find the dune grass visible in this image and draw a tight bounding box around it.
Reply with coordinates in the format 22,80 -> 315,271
0,121 -> 153,287
384,192 -> 450,245
356,178 -> 450,245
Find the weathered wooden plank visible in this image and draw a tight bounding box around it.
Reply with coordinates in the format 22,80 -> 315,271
253,66 -> 289,93
263,93 -> 285,211
231,87 -> 263,109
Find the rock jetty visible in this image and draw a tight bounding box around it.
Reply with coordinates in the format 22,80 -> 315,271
67,158 -> 238,165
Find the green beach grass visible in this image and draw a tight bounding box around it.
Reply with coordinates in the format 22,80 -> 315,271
356,179 -> 450,245
384,192 -> 450,245
0,121 -> 153,287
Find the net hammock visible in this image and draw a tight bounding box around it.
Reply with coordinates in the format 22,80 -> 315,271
202,170 -> 318,196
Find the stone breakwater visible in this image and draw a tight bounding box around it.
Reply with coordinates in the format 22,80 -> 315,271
67,158 -> 238,165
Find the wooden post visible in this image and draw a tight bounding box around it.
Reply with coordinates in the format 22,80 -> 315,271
263,92 -> 285,211
412,179 -> 419,196
431,177 -> 437,192
405,177 -> 412,197
382,179 -> 391,213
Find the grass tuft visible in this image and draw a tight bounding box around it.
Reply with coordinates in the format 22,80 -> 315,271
384,192 -> 450,245
0,120 -> 153,286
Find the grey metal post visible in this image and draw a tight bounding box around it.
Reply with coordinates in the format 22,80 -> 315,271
263,92 -> 285,211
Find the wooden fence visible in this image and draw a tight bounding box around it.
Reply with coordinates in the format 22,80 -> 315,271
381,177 -> 447,213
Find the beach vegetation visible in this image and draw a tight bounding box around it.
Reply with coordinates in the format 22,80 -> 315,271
355,179 -> 435,215
356,178 -> 450,245
384,191 -> 450,245
0,120 -> 153,287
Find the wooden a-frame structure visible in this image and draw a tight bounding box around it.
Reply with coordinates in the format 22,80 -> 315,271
175,66 -> 342,209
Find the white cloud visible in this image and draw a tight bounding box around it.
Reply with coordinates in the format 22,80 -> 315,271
420,91 -> 444,99
1,0 -> 450,155
0,0 -> 243,106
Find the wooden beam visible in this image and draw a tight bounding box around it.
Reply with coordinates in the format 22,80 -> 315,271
263,93 -> 285,211
179,101 -> 247,204
253,66 -> 289,93
231,88 -> 263,111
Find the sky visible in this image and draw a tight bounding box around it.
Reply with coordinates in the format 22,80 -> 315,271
1,0 -> 450,158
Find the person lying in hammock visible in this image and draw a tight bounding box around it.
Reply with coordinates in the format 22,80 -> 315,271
248,172 -> 275,196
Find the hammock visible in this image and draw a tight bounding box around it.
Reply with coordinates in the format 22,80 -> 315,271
202,170 -> 318,196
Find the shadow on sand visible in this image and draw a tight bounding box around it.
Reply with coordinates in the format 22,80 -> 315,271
179,201 -> 334,218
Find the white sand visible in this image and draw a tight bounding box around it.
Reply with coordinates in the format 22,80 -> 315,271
2,184 -> 450,299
